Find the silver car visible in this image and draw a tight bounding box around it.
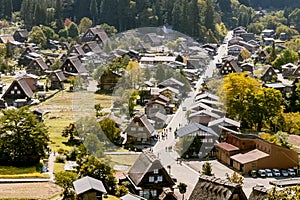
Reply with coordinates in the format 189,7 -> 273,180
265,169 -> 273,177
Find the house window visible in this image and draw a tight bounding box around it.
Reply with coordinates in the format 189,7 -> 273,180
11,90 -> 15,94
150,189 -> 157,197
17,90 -> 21,94
153,105 -> 158,109
157,176 -> 163,182
226,63 -> 229,66
138,127 -> 143,131
202,138 -> 208,143
208,138 -> 213,143
154,169 -> 158,174
149,176 -> 154,182
131,127 -> 136,131
14,86 -> 18,90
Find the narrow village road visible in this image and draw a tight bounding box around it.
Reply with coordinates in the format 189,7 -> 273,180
153,31 -> 233,199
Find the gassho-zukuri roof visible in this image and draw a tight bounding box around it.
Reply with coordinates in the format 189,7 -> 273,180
73,176 -> 107,195
189,174 -> 247,200
127,149 -> 172,187
121,193 -> 147,200
230,149 -> 269,164
177,122 -> 219,138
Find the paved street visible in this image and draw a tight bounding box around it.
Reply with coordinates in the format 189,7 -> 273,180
152,31 -> 235,199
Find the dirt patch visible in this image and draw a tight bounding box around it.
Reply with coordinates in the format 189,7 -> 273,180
0,182 -> 63,199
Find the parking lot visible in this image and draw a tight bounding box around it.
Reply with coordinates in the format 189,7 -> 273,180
186,159 -> 297,197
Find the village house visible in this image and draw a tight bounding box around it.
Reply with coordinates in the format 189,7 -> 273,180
189,109 -> 221,126
215,133 -> 299,174
73,176 -> 107,200
260,66 -> 277,83
189,174 -> 247,200
26,58 -> 49,76
124,113 -> 157,145
282,63 -> 300,79
61,56 -> 88,78
145,99 -> 167,119
68,44 -> 85,58
208,117 -> 241,136
240,63 -> 254,74
1,78 -> 34,107
0,34 -> 15,43
126,149 -> 175,199
219,58 -> 241,75
13,29 -> 29,42
82,41 -> 102,54
47,70 -> 67,90
143,33 -> 163,47
257,50 -> 269,63
177,122 -> 219,158
151,112 -> 168,129
158,78 -> 184,90
81,27 -> 109,47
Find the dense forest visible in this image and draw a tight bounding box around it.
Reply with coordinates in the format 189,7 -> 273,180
0,0 -> 300,42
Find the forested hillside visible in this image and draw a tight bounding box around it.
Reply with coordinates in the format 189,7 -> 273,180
0,0 -> 299,42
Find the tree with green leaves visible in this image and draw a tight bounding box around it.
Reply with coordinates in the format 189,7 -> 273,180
54,0 -> 63,30
202,160 -> 214,176
78,17 -> 93,34
68,22 -> 79,39
89,0 -> 98,24
55,171 -> 78,199
28,26 -> 47,48
178,182 -> 187,200
0,107 -> 49,166
77,155 -> 117,194
272,49 -> 299,70
99,118 -> 120,143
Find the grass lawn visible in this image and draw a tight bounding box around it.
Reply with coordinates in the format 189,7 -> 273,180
53,162 -> 65,174
0,166 -> 49,179
34,90 -> 112,152
108,154 -> 139,168
106,195 -> 120,200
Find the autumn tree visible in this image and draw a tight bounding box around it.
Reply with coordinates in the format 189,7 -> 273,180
0,107 -> 49,166
225,172 -> 244,185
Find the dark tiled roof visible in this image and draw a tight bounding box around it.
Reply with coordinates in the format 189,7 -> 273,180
66,56 -> 88,74
128,149 -> 173,187
53,70 -> 67,82
158,77 -> 184,88
138,113 -> 156,135
154,112 -> 168,122
261,66 -> 276,79
15,29 -> 29,38
69,44 -> 85,56
73,176 -> 107,195
177,122 -> 219,137
82,41 -> 102,54
248,186 -> 269,200
189,174 -> 247,200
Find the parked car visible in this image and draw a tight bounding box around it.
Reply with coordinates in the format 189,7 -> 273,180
258,169 -> 266,177
272,169 -> 281,177
287,168 -> 296,177
281,169 -> 289,177
250,170 -> 257,178
265,169 -> 273,177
